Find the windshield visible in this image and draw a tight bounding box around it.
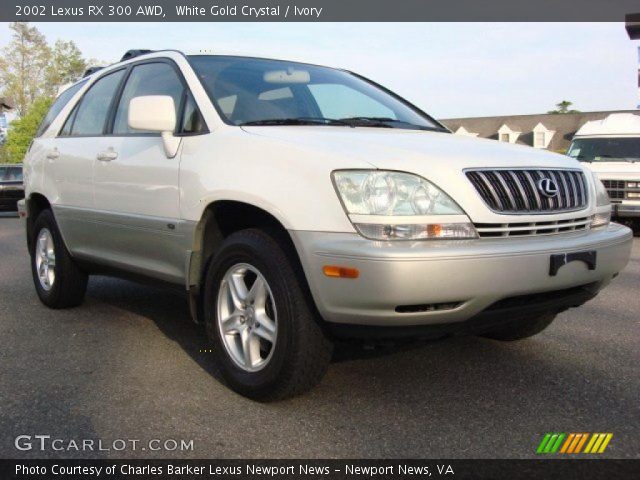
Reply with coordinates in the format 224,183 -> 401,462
568,137 -> 640,162
188,55 -> 445,131
0,166 -> 23,182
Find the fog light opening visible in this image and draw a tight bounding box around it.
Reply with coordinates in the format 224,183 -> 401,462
395,302 -> 462,313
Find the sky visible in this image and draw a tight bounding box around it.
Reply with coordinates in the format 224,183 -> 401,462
0,22 -> 638,119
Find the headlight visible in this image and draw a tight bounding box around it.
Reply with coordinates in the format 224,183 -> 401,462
332,170 -> 477,240
591,172 -> 611,228
592,173 -> 610,207
333,170 -> 461,215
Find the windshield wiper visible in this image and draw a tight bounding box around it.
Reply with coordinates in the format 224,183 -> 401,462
239,117 -> 350,127
239,116 -> 446,131
339,116 -> 445,131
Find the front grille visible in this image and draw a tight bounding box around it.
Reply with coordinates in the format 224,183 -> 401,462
466,169 -> 588,213
474,216 -> 592,238
602,179 -> 639,200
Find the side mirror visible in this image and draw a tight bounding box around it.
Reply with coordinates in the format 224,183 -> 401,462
128,95 -> 176,131
128,95 -> 181,158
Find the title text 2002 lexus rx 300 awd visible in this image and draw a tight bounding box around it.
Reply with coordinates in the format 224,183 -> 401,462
20,50 -> 632,399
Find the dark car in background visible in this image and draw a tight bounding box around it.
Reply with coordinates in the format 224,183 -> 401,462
0,164 -> 24,212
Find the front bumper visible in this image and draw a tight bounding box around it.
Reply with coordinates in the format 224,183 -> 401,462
291,223 -> 632,327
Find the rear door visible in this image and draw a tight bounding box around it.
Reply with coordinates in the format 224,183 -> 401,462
51,69 -> 127,257
91,60 -> 190,283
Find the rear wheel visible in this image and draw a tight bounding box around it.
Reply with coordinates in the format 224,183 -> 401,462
204,229 -> 333,401
479,312 -> 557,341
30,209 -> 88,308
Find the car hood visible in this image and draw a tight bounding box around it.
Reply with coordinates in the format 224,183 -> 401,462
241,126 -> 591,224
241,126 -> 580,170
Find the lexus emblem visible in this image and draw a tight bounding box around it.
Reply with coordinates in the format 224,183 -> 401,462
537,178 -> 559,198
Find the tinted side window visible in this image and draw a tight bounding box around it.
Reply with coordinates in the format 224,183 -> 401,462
59,104 -> 78,136
0,167 -> 22,181
71,70 -> 125,136
9,167 -> 23,181
113,63 -> 184,134
36,80 -> 87,137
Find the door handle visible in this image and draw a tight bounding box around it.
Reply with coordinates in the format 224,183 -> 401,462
46,149 -> 59,160
96,150 -> 118,161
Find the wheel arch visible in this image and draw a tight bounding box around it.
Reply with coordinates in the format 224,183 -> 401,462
188,200 -> 315,323
190,200 -> 300,287
25,192 -> 52,251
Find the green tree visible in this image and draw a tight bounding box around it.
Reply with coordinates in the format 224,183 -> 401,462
548,100 -> 580,114
45,39 -> 87,96
0,22 -> 51,117
3,96 -> 52,163
0,23 -> 95,162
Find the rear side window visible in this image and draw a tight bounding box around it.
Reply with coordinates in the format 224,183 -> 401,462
59,105 -> 77,136
113,62 -> 184,135
36,80 -> 86,137
69,69 -> 126,136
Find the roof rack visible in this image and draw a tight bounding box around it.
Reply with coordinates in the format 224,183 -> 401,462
121,49 -> 154,62
82,66 -> 104,78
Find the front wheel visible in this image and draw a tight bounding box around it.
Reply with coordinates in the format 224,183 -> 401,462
30,209 -> 88,308
203,229 -> 333,401
479,312 -> 557,341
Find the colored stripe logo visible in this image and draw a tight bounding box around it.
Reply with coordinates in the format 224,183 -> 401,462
536,433 -> 613,454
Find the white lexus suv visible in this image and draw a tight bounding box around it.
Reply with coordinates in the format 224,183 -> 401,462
20,50 -> 633,400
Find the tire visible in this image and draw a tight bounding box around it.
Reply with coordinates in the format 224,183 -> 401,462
203,229 -> 333,401
479,312 -> 557,341
30,209 -> 88,308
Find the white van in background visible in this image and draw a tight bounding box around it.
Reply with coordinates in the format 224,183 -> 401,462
568,113 -> 640,234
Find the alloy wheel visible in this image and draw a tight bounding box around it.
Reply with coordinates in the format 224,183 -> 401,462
35,228 -> 56,291
216,263 -> 278,372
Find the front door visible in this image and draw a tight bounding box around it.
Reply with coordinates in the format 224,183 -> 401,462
92,61 -> 187,283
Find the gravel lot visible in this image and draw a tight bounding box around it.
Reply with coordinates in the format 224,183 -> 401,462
0,215 -> 638,459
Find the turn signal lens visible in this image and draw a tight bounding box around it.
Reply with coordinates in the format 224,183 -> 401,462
323,265 -> 360,279
353,222 -> 477,240
591,211 -> 611,228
